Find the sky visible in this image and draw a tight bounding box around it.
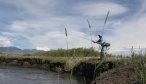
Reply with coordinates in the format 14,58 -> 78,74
0,0 -> 145,53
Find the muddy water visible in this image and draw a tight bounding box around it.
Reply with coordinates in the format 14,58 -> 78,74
0,65 -> 84,84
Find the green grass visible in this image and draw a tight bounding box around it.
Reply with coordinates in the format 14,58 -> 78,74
2,50 -> 146,83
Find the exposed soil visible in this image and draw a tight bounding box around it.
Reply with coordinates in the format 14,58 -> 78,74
1,57 -> 145,84
95,64 -> 139,84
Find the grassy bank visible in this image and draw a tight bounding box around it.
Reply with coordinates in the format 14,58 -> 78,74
95,53 -> 146,84
1,48 -> 146,84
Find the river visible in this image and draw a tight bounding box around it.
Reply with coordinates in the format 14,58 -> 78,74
0,65 -> 85,84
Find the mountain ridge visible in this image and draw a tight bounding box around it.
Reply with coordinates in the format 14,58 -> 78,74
0,46 -> 45,54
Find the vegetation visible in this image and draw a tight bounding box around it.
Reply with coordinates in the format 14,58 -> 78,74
1,48 -> 146,83
33,48 -> 100,57
1,46 -> 146,84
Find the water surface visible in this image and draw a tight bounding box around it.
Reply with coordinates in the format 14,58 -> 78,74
0,65 -> 84,84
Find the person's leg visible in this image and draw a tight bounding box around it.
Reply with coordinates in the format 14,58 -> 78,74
100,46 -> 105,60
104,43 -> 110,51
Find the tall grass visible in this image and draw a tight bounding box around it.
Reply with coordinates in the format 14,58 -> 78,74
69,69 -> 73,84
132,55 -> 146,84
56,67 -> 62,84
102,10 -> 110,36
65,28 -> 69,57
92,57 -> 106,81
87,19 -> 93,48
117,47 -> 146,84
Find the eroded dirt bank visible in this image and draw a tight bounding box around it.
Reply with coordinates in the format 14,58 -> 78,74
0,57 -> 114,79
95,63 -> 144,84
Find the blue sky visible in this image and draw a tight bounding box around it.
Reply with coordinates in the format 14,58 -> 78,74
0,0 -> 145,53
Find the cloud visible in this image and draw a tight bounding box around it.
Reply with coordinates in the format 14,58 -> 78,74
27,30 -> 91,49
0,36 -> 12,47
9,21 -> 28,32
2,0 -> 58,18
9,20 -> 45,34
1,0 -> 146,55
7,15 -> 91,49
138,0 -> 146,14
8,16 -> 88,37
106,13 -> 146,54
3,0 -> 130,51
75,2 -> 128,17
36,46 -> 50,51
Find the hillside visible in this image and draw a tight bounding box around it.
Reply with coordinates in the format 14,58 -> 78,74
0,47 -> 44,54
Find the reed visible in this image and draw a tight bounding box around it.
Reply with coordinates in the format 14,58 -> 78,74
65,28 -> 69,57
87,19 -> 93,48
102,10 -> 110,36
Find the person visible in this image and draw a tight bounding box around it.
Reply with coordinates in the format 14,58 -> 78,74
92,35 -> 110,48
92,35 -> 110,60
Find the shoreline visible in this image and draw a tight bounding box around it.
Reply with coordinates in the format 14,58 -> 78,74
0,56 -> 114,79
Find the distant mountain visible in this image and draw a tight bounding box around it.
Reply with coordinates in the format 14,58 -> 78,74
0,47 -> 44,54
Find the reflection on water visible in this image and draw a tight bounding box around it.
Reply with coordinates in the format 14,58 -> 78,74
0,65 -> 84,84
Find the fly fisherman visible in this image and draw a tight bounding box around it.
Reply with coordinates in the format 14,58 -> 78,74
92,35 -> 110,60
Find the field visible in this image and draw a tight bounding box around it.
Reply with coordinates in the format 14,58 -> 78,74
0,48 -> 146,84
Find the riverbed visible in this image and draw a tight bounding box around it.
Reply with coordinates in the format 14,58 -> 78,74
0,65 -> 84,84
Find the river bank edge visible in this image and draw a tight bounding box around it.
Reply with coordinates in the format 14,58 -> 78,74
0,56 -> 116,84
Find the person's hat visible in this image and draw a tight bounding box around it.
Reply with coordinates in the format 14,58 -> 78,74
98,35 -> 102,37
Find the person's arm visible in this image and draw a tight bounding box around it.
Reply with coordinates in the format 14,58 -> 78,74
97,38 -> 102,44
91,40 -> 97,43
